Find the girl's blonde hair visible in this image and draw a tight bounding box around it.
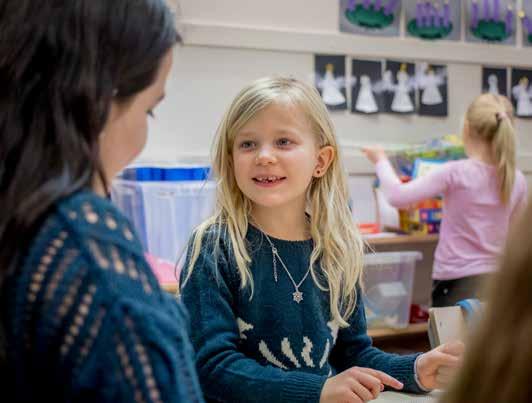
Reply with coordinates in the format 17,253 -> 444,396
441,197 -> 532,403
466,93 -> 516,204
182,76 -> 364,327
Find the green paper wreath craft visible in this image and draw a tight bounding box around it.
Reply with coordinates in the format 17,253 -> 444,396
407,19 -> 453,40
345,4 -> 394,29
471,19 -> 511,42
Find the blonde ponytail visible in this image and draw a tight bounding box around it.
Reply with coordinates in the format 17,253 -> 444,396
492,113 -> 516,204
466,94 -> 516,204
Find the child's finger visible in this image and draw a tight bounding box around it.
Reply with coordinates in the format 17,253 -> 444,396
349,380 -> 376,402
355,371 -> 383,399
357,367 -> 404,390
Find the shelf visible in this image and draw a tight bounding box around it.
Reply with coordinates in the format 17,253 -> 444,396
365,234 -> 439,246
182,21 -> 532,68
368,323 -> 428,339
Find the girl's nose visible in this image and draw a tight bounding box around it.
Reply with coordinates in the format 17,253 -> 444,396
255,146 -> 276,165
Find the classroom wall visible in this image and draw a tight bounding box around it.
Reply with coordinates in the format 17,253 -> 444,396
144,0 -> 532,175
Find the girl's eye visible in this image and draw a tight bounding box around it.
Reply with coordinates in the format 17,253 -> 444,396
277,138 -> 292,146
239,141 -> 255,149
148,110 -> 155,118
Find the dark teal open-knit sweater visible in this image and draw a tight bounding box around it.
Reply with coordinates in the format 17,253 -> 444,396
1,191 -> 204,402
180,224 -> 423,403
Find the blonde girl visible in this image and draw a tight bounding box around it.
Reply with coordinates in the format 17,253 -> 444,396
364,94 -> 527,307
180,77 -> 462,403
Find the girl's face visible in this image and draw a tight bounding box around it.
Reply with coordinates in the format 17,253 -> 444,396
232,102 -> 333,215
99,50 -> 173,185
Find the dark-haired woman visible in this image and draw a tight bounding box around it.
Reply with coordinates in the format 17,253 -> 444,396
0,0 -> 203,401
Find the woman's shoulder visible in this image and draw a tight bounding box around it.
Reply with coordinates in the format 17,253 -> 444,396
24,191 -> 156,298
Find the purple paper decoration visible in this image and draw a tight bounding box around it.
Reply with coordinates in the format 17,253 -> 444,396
493,0 -> 500,21
363,0 -> 371,9
483,0 -> 490,20
383,0 -> 399,16
426,3 -> 432,27
524,15 -> 531,35
375,0 -> 382,10
443,1 -> 451,28
471,0 -> 479,29
348,0 -> 356,11
416,1 -> 423,27
505,6 -> 513,35
433,5 -> 441,28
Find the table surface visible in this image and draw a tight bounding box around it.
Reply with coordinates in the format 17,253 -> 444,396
375,390 -> 442,402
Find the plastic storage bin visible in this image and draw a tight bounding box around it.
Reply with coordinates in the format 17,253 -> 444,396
362,251 -> 421,329
111,177 -> 216,262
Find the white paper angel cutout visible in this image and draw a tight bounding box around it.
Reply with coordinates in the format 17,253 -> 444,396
355,75 -> 378,113
391,65 -> 415,112
316,64 -> 346,106
512,77 -> 532,117
487,74 -> 499,95
419,68 -> 444,105
381,70 -> 395,92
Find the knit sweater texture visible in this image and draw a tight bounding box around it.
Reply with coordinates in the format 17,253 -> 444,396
1,191 -> 204,402
180,224 -> 422,403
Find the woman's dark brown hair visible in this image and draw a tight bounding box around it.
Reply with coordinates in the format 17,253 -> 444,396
441,198 -> 532,403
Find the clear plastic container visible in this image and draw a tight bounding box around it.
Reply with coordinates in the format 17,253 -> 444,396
362,251 -> 421,329
111,178 -> 216,262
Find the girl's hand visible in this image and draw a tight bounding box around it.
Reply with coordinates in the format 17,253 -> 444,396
361,146 -> 387,165
415,341 -> 465,390
320,366 -> 403,403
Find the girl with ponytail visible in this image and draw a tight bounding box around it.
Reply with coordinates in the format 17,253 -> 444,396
363,94 -> 527,307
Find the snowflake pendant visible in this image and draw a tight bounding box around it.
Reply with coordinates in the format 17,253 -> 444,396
292,290 -> 303,303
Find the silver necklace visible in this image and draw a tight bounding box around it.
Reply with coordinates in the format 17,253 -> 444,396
262,231 -> 311,304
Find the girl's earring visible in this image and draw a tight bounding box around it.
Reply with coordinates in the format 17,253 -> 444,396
316,169 -> 321,176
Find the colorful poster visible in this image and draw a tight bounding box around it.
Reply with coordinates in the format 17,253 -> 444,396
417,63 -> 448,117
482,67 -> 508,96
511,68 -> 532,118
465,0 -> 516,45
404,0 -> 461,41
351,59 -> 383,114
383,60 -> 416,114
521,0 -> 532,47
339,0 -> 401,37
315,55 -> 347,111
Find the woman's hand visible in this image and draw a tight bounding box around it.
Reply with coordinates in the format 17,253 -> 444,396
362,146 -> 387,165
320,366 -> 403,403
415,341 -> 465,390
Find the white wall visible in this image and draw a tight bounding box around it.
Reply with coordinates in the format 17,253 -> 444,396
143,0 -> 532,175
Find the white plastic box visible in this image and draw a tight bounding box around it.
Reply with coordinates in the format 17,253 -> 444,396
362,251 -> 421,329
111,179 -> 216,262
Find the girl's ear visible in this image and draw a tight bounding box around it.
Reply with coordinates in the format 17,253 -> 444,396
314,146 -> 335,177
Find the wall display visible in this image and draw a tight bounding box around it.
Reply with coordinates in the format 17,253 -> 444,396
405,0 -> 461,41
351,59 -> 384,114
511,68 -> 532,118
521,1 -> 532,47
482,67 -> 508,95
416,63 -> 448,116
383,60 -> 416,114
339,0 -> 401,37
315,55 -> 348,111
465,0 -> 516,45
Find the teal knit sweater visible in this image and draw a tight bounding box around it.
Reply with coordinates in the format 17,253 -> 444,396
180,225 -> 423,403
1,191 -> 204,402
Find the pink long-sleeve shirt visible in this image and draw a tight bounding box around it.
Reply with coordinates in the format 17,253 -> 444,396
376,158 -> 528,280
